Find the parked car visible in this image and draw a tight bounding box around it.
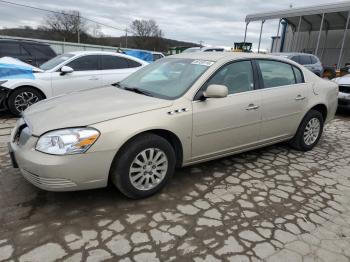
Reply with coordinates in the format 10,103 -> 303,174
182,46 -> 227,53
0,51 -> 148,115
332,72 -> 350,110
0,39 -> 56,67
272,52 -> 324,77
9,52 -> 338,198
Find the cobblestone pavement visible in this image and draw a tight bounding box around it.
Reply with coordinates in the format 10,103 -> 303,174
1,114 -> 350,262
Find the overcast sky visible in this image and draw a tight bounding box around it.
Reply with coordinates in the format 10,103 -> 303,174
0,0 -> 346,49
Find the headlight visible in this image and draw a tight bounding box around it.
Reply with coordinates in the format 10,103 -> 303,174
36,128 -> 100,155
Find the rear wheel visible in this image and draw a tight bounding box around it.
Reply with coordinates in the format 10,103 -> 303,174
289,110 -> 324,151
8,87 -> 44,116
110,133 -> 176,199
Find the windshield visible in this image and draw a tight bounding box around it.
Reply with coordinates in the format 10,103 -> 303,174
40,54 -> 74,70
120,58 -> 213,99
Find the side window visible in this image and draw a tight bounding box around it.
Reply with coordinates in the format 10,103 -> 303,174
258,60 -> 296,88
299,55 -> 312,65
127,59 -> 142,68
101,55 -> 129,70
67,55 -> 100,71
290,56 -> 300,63
1,43 -> 21,56
206,61 -> 254,95
293,67 -> 304,83
20,45 -> 30,55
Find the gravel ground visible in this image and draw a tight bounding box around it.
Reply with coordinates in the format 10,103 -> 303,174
1,113 -> 350,262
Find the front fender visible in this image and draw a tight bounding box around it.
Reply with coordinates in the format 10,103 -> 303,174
1,77 -> 52,98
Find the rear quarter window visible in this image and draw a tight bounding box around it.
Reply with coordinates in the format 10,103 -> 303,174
293,66 -> 304,83
310,56 -> 318,64
128,59 -> 142,68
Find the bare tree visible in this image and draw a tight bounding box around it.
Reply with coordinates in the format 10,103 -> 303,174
43,10 -> 86,42
130,19 -> 165,50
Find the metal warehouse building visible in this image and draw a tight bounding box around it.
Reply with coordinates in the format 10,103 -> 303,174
245,1 -> 350,69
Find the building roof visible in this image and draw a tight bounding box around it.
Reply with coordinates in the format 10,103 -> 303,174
246,1 -> 350,31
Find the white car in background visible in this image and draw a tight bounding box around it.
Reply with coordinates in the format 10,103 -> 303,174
0,51 -> 148,115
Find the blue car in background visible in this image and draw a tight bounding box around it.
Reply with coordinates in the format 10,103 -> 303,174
124,50 -> 165,62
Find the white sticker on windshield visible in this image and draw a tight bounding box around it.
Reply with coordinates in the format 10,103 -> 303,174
191,60 -> 214,66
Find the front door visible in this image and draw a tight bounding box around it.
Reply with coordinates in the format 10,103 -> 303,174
192,60 -> 262,160
51,55 -> 102,96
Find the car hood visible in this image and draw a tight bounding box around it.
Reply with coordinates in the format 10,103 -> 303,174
23,85 -> 173,135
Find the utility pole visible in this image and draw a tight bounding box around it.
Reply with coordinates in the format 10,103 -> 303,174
77,12 -> 80,43
125,28 -> 128,48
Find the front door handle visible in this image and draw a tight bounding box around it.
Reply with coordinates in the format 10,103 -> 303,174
246,104 -> 259,110
88,77 -> 99,81
295,95 -> 305,101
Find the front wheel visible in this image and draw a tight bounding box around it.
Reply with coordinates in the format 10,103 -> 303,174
7,87 -> 44,116
110,133 -> 176,199
289,110 -> 324,151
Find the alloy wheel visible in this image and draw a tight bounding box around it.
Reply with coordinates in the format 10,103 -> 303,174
129,148 -> 168,191
303,118 -> 321,146
14,91 -> 39,112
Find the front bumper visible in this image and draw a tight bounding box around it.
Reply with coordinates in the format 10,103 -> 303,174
9,122 -> 115,191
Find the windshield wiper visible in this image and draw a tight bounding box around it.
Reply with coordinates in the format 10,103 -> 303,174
112,82 -> 153,97
123,86 -> 154,97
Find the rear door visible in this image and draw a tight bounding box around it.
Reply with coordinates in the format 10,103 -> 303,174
192,60 -> 262,160
256,59 -> 308,142
51,55 -> 102,96
101,55 -> 143,85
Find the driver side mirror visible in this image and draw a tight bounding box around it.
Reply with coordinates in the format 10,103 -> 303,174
204,84 -> 228,99
60,66 -> 74,75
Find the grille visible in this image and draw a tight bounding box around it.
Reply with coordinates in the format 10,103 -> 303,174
21,169 -> 77,188
339,85 -> 350,94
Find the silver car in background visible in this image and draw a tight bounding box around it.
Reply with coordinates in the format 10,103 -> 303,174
272,52 -> 324,77
9,52 -> 338,199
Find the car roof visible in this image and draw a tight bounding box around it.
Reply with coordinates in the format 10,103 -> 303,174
171,52 -> 293,62
0,39 -> 49,45
272,52 -> 316,57
66,51 -> 148,64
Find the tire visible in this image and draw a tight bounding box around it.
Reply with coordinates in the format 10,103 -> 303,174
110,133 -> 176,199
7,87 -> 44,116
289,110 -> 324,151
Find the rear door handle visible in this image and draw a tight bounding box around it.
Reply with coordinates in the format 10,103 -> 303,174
246,104 -> 259,110
295,95 -> 305,101
88,77 -> 99,81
